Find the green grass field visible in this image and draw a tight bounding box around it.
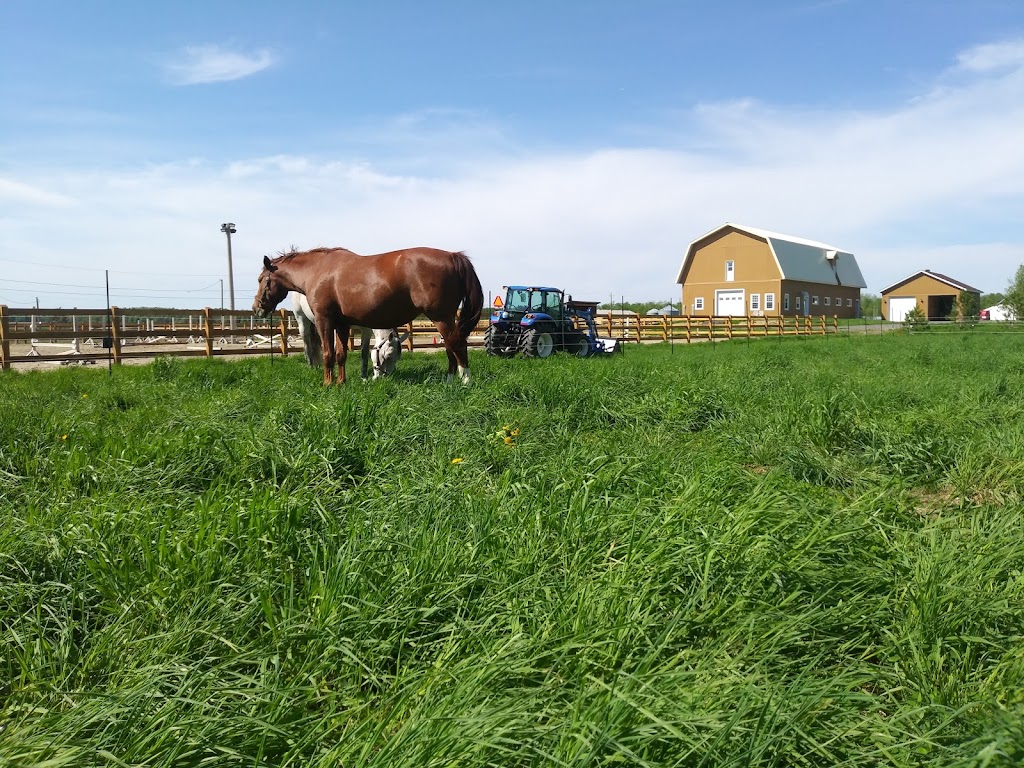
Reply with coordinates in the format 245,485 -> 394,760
2,332 -> 1023,767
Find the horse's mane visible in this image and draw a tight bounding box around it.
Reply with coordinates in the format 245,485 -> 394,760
270,246 -> 357,263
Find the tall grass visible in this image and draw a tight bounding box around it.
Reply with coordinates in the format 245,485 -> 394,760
2,333 -> 1023,766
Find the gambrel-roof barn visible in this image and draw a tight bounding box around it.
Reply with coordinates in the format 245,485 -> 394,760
675,223 -> 867,318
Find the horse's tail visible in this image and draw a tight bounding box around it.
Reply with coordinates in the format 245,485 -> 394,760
453,251 -> 484,342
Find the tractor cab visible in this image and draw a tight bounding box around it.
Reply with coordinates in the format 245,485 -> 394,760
491,286 -> 564,325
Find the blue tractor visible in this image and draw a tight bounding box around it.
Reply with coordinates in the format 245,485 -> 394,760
484,285 -> 610,358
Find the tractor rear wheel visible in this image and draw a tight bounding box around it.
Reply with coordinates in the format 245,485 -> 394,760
484,325 -> 516,357
522,328 -> 555,358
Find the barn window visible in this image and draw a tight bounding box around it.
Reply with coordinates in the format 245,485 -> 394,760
824,296 -> 831,307
694,297 -> 704,311
812,295 -> 820,306
794,295 -> 801,311
846,298 -> 853,307
783,294 -> 790,311
725,260 -> 735,282
765,293 -> 775,310
750,293 -> 760,311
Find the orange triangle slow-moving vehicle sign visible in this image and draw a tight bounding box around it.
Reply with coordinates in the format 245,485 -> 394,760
493,295 -> 504,308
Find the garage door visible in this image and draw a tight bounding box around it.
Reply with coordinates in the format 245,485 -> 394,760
715,289 -> 745,316
888,297 -> 916,322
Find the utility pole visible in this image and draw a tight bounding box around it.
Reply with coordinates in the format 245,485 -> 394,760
220,223 -> 236,310
221,223 -> 237,340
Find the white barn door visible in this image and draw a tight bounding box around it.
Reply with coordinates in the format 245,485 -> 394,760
715,289 -> 745,316
888,297 -> 916,322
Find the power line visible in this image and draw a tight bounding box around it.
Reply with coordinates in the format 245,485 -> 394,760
2,277 -> 224,293
0,255 -> 225,278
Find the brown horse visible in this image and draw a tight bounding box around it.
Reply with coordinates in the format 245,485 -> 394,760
252,247 -> 484,385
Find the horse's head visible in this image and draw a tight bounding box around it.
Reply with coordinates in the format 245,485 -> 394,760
253,255 -> 290,317
370,329 -> 410,379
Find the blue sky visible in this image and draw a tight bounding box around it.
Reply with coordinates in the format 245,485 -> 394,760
2,0 -> 1023,308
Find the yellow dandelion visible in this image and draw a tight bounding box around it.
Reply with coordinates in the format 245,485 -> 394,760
511,428 -> 520,437
451,457 -> 464,464
61,434 -> 68,440
503,436 -> 513,445
81,394 -> 88,398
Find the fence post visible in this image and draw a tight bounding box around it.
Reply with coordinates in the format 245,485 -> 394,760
277,309 -> 289,356
203,307 -> 214,357
685,315 -> 691,344
110,306 -> 123,365
0,305 -> 9,371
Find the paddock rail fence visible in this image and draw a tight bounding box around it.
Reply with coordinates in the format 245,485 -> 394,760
0,305 -> 841,370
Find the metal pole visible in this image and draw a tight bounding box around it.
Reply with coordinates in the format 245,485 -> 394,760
221,223 -> 237,341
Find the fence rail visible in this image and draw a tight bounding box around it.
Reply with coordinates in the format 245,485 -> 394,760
0,305 -> 841,370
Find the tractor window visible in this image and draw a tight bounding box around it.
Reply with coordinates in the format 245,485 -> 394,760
507,290 -> 530,312
544,292 -> 562,318
530,292 -> 545,311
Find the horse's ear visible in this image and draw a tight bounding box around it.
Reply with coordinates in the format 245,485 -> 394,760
263,255 -> 277,272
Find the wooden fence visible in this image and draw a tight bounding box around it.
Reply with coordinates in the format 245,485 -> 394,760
0,305 -> 838,370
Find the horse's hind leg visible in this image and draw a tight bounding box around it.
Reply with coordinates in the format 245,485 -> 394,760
358,328 -> 371,380
317,318 -> 336,385
436,319 -> 470,385
335,324 -> 350,385
301,315 -> 323,367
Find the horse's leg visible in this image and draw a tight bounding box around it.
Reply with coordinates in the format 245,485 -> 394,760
317,317 -> 336,386
301,314 -> 323,367
358,327 -> 371,380
335,324 -> 350,385
452,325 -> 471,385
435,319 -> 470,384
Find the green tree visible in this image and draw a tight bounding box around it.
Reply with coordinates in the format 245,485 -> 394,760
859,292 -> 881,319
903,305 -> 928,330
949,291 -> 980,324
981,292 -> 1005,308
1005,265 -> 1024,321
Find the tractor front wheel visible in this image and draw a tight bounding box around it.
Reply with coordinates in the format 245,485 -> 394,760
522,328 -> 555,358
571,333 -> 591,357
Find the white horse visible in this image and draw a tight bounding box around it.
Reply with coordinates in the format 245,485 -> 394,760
290,292 -> 408,380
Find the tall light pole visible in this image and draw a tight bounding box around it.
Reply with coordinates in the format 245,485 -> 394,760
220,223 -> 237,311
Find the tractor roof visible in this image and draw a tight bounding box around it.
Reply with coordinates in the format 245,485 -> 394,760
504,285 -> 561,292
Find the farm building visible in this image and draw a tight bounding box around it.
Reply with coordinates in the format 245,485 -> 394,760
982,304 -> 1015,321
675,223 -> 866,318
645,304 -> 681,316
880,270 -> 981,322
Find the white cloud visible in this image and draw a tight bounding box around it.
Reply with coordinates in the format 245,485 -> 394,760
164,45 -> 276,85
0,177 -> 72,207
955,39 -> 1024,73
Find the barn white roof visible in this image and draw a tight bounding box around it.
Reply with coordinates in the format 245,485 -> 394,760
675,222 -> 867,289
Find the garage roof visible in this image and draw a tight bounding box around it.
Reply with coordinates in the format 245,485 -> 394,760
676,222 -> 867,288
880,270 -> 981,295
